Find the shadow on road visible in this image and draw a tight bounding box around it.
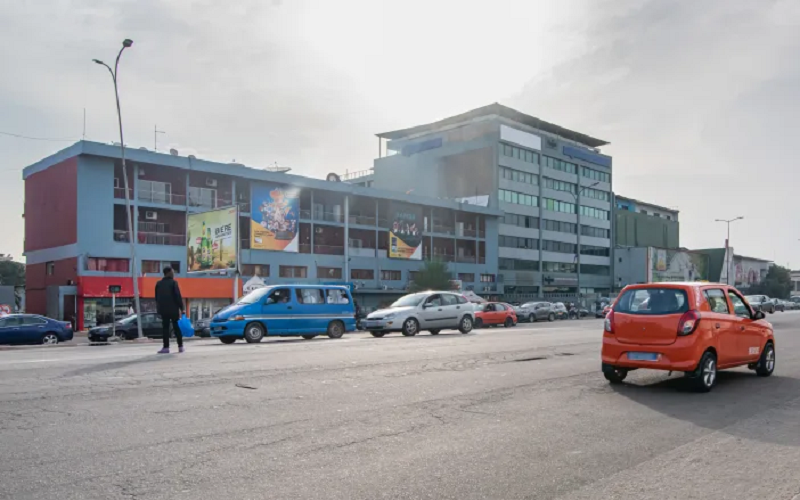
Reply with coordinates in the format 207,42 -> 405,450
65,354 -> 172,377
612,370 -> 800,446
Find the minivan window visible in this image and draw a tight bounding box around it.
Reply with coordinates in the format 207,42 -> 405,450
703,289 -> 730,314
615,288 -> 689,315
296,288 -> 324,305
326,289 -> 350,304
265,288 -> 291,305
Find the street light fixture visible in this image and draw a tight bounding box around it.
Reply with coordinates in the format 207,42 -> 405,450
93,39 -> 143,340
565,181 -> 600,302
715,216 -> 744,286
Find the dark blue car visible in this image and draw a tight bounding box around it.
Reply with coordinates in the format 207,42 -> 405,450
0,314 -> 74,345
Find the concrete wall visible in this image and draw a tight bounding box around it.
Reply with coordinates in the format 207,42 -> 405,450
614,247 -> 649,288
25,157 -> 78,252
615,210 -> 680,249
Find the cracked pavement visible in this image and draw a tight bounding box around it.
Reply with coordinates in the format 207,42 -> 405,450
1,316 -> 800,499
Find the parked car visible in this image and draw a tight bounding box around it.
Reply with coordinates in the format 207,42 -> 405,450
602,283 -> 775,392
474,302 -> 517,328
194,318 -> 212,337
552,302 -> 569,320
88,313 -> 167,342
785,300 -> 798,311
0,314 -> 73,345
746,295 -> 775,314
364,291 -> 475,337
773,299 -> 786,312
514,302 -> 556,323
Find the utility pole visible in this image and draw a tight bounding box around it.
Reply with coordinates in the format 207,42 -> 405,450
567,181 -> 600,302
154,125 -> 166,151
715,217 -> 744,285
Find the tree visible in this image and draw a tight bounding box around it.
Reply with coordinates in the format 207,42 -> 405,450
409,259 -> 452,293
0,259 -> 25,287
747,265 -> 792,299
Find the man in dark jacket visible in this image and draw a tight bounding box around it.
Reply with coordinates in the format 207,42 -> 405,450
155,266 -> 185,354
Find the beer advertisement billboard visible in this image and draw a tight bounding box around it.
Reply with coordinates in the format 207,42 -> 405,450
187,206 -> 238,272
250,184 -> 301,252
388,203 -> 423,260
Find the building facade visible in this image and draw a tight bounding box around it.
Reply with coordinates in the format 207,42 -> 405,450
347,103 -> 614,302
23,141 -> 502,330
615,196 -> 680,249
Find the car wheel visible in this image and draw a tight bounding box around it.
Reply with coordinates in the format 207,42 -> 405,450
603,366 -> 627,384
244,323 -> 265,343
474,318 -> 483,329
41,333 -> 59,345
429,329 -> 441,335
691,351 -> 717,392
370,332 -> 385,338
458,315 -> 473,334
504,317 -> 514,328
401,318 -> 419,336
220,337 -> 237,344
302,335 -> 316,340
326,321 -> 345,339
755,342 -> 775,377
528,314 -> 536,323
548,313 -> 555,322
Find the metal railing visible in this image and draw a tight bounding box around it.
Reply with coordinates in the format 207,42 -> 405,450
138,190 -> 187,206
314,245 -> 345,255
340,169 -> 373,181
349,215 -> 377,226
137,232 -> 184,246
114,187 -> 133,199
456,255 -> 477,264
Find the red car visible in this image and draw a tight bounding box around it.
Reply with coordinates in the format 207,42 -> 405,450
475,302 -> 517,328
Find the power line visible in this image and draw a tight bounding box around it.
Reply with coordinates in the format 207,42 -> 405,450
0,130 -> 79,142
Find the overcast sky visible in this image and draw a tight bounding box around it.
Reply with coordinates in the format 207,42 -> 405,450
1,0 -> 797,268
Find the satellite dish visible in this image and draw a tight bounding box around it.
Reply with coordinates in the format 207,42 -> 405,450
169,148 -> 179,156
188,154 -> 196,160
326,172 -> 341,182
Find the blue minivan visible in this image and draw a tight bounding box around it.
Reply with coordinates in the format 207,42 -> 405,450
210,285 -> 356,344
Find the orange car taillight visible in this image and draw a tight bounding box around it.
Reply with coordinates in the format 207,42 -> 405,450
604,310 -> 614,333
677,310 -> 700,336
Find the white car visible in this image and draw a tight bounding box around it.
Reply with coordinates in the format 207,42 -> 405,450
364,291 -> 476,337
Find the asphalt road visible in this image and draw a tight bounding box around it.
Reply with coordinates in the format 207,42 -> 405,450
2,313 -> 800,500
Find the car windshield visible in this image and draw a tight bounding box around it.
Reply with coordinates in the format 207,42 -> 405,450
237,287 -> 273,305
118,315 -> 137,324
390,294 -> 427,308
616,288 -> 689,315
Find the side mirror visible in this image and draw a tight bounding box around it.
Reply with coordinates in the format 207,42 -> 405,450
423,303 -> 432,309
753,310 -> 766,320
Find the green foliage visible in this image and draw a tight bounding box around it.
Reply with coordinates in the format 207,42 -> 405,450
747,265 -> 792,299
0,259 -> 25,287
409,259 -> 451,293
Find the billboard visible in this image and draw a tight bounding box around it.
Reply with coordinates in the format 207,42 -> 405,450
250,184 -> 301,252
388,203 -> 422,260
187,206 -> 238,272
648,248 -> 709,283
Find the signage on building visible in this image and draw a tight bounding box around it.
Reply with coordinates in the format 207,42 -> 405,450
187,206 -> 239,272
242,275 -> 267,294
108,285 -> 122,294
388,203 -> 422,260
250,184 -> 301,252
648,248 -> 709,283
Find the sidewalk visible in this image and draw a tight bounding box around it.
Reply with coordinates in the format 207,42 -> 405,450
0,334 -> 209,351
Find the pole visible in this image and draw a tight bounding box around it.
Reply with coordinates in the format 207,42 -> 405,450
715,217 -> 743,286
111,293 -> 116,339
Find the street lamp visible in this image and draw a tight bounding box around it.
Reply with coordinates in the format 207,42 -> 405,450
93,39 -> 143,340
565,181 -> 600,302
715,216 -> 744,285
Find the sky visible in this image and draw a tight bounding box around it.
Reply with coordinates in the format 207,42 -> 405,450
1,0 -> 798,267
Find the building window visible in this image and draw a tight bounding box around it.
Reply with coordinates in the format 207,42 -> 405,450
381,270 -> 402,281
499,189 -> 538,207
480,274 -> 496,283
499,258 -> 539,271
582,187 -> 610,202
279,265 -> 307,278
317,267 -> 343,280
579,206 -> 609,220
499,235 -> 539,249
241,264 -> 270,277
581,166 -> 610,183
542,240 -> 576,254
351,269 -> 374,280
503,213 -> 539,229
580,264 -> 610,275
500,167 -> 538,185
581,226 -> 610,239
580,245 -> 610,257
542,261 -> 577,273
500,143 -> 539,164
188,186 -> 218,209
542,156 -> 577,175
139,180 -> 172,204
543,177 -> 576,194
457,273 -> 475,282
542,219 -> 577,234
542,198 -> 576,214
86,258 -> 130,272
46,261 -> 55,276
408,271 -> 419,282
142,260 -> 161,274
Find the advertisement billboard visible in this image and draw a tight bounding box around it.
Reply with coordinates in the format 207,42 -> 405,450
648,248 -> 709,283
388,203 -> 422,260
187,206 -> 238,272
250,184 -> 301,252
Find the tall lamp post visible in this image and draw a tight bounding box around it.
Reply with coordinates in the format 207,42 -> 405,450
566,181 -> 600,303
715,216 -> 743,285
93,39 -> 143,340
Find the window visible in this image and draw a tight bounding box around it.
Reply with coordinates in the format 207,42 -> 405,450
728,291 -> 751,318
46,261 -> 55,276
581,166 -> 610,183
188,186 -> 217,208
425,294 -> 443,307
542,240 -> 576,254
86,258 -> 130,272
441,294 -> 459,306
499,258 -> 539,271
615,288 -> 688,315
704,289 -> 730,314
580,264 -> 610,275
408,271 -> 419,282
542,198 -> 576,214
542,156 -> 577,174
458,273 -> 475,282
0,317 -> 22,328
142,260 -> 161,274
241,264 -> 269,277
500,167 -> 538,185
456,295 -> 468,304
139,180 -> 172,204
21,316 -> 46,325
503,213 -> 539,229
543,177 -> 577,194
499,236 -> 538,249
581,226 -> 610,239
326,288 -> 350,304
582,187 -> 610,202
499,189 -> 538,207
580,245 -> 610,257
296,288 -> 324,304
542,262 -> 577,273
352,269 -> 375,280
381,270 -> 402,281
317,267 -> 343,279
265,288 -> 291,305
500,143 -> 539,165
542,219 -> 577,234
279,266 -> 307,278
579,206 -> 609,220
480,274 -> 496,283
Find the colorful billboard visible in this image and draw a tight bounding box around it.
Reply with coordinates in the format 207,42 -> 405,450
250,184 -> 300,252
648,248 -> 709,283
388,204 -> 422,260
187,206 -> 238,272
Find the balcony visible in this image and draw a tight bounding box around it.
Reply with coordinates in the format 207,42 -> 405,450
114,187 -> 133,200
113,230 -> 130,242
432,225 -> 455,236
313,245 -> 345,256
138,190 -> 186,206
137,232 -> 184,246
188,187 -> 231,209
340,169 -> 373,181
348,215 -> 377,226
315,211 -> 344,224
456,255 -> 477,264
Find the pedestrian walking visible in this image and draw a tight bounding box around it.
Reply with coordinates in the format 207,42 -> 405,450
155,266 -> 185,354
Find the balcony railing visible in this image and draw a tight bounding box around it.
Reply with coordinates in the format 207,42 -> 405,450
114,187 -> 133,199
456,255 -> 477,264
137,232 -> 184,246
138,190 -> 187,206
314,245 -> 344,255
315,212 -> 344,224
349,215 -> 377,226
340,169 -> 373,181
113,230 -> 130,242
432,225 -> 455,235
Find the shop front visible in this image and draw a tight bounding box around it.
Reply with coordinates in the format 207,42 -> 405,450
76,276 -> 241,331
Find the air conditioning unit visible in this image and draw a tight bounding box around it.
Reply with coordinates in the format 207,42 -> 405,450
206,178 -> 218,188
145,211 -> 158,221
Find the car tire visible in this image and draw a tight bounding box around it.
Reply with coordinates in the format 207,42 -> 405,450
528,314 -> 536,323
370,332 -> 385,338
603,366 -> 627,384
474,318 -> 483,329
244,323 -> 265,343
302,335 -> 316,340
504,317 -> 514,328
755,342 -> 775,377
401,318 -> 419,336
326,321 -> 345,339
41,333 -> 60,345
458,315 -> 473,334
691,351 -> 717,392
220,337 -> 237,344
548,313 -> 555,322
429,329 -> 440,335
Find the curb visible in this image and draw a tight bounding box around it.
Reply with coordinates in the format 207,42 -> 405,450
0,336 -> 210,351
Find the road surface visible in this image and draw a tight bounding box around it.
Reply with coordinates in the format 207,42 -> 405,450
2,314 -> 799,500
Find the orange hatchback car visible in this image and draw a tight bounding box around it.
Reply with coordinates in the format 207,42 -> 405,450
602,282 -> 775,392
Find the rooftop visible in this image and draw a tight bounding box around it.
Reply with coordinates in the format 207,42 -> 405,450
376,103 -> 609,148
616,195 -> 679,214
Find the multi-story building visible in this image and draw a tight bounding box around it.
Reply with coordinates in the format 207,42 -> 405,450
346,103 -> 614,302
791,270 -> 800,298
615,196 -> 680,249
23,141 -> 501,330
